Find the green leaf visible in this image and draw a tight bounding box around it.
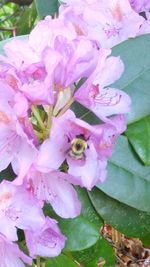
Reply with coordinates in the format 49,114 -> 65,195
126,115 -> 150,165
140,233 -> 150,246
57,188 -> 101,251
45,254 -> 78,267
35,0 -> 59,18
89,187 -> 150,238
99,238 -> 115,267
112,34 -> 150,124
16,2 -> 37,35
72,237 -> 115,267
0,165 -> 15,182
76,186 -> 103,228
97,135 -> 150,212
71,102 -> 101,125
59,216 -> 100,251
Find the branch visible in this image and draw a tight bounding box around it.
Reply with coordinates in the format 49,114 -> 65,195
4,0 -> 33,6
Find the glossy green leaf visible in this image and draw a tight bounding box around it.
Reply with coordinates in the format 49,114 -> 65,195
89,187 -> 150,238
126,115 -> 150,165
76,186 -> 103,228
0,165 -> 15,182
72,237 -> 115,267
112,34 -> 150,124
97,135 -> 150,212
98,238 -> 115,267
71,102 -> 101,125
45,254 -> 78,267
59,216 -> 100,251
35,0 -> 59,18
16,2 -> 37,35
140,233 -> 150,246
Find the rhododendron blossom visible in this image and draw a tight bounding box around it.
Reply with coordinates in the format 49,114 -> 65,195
0,0 -> 137,264
0,181 -> 45,241
60,0 -> 144,48
0,81 -> 37,178
129,0 -> 150,12
36,110 -> 126,190
75,49 -> 131,122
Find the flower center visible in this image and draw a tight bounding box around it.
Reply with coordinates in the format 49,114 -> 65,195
69,137 -> 87,160
104,24 -> 120,38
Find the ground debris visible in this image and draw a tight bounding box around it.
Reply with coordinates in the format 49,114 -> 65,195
100,224 -> 150,267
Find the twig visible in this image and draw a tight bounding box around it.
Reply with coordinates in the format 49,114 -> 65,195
0,26 -> 15,32
103,235 -> 138,262
116,254 -> 126,267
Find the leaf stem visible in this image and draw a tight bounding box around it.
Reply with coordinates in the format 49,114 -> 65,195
32,105 -> 46,131
36,257 -> 41,267
57,97 -> 74,117
47,105 -> 53,131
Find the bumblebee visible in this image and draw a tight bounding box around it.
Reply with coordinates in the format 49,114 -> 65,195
68,137 -> 88,160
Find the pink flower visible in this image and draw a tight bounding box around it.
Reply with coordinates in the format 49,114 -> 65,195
60,0 -> 144,48
14,92 -> 29,118
45,36 -> 99,88
25,217 -> 66,258
92,114 -> 127,160
25,168 -> 81,218
0,181 -> 45,241
29,16 -> 77,55
0,233 -> 32,267
1,19 -> 99,107
41,36 -> 99,111
36,110 -> 125,190
129,0 -> 150,12
0,80 -> 37,180
75,49 -> 131,121
1,39 -> 39,70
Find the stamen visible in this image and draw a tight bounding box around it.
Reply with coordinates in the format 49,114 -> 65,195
0,111 -> 11,124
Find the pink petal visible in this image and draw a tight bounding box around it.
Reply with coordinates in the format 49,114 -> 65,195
25,217 -> 66,258
94,56 -> 125,88
27,169 -> 81,218
36,138 -> 66,172
0,233 -> 32,267
90,87 -> 131,117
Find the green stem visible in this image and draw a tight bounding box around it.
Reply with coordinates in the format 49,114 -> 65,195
34,130 -> 44,140
57,97 -> 74,117
32,105 -> 46,131
36,257 -> 41,267
47,105 -> 53,131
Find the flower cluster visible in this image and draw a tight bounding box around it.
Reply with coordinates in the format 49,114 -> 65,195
60,0 -> 150,46
1,0 -> 149,265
